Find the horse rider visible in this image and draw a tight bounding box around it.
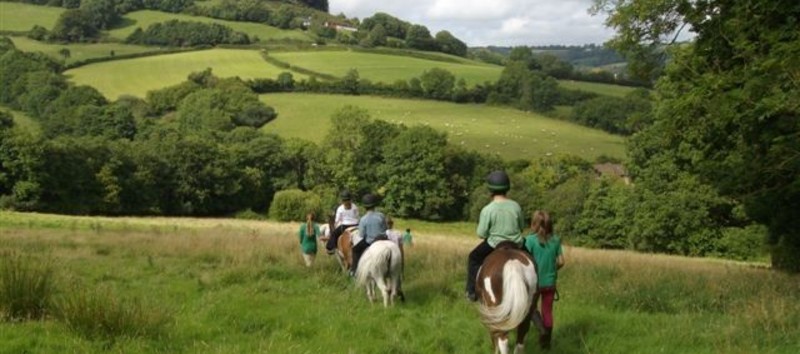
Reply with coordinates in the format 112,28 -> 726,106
350,193 -> 388,277
326,190 -> 360,255
465,170 -> 526,302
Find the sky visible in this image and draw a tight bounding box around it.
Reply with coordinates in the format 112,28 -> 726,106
328,0 -> 618,47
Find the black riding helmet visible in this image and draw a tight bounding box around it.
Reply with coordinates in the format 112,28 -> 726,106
362,193 -> 379,208
486,170 -> 510,193
340,190 -> 352,201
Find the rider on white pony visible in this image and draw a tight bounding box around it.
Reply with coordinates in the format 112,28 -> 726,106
350,193 -> 387,276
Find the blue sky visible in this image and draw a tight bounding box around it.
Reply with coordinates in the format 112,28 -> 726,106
328,0 -> 617,47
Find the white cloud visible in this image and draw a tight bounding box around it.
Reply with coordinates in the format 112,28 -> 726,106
426,0 -> 514,21
328,0 -> 616,46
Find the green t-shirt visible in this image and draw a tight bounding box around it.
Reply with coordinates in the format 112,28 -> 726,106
524,234 -> 562,288
298,223 -> 320,254
476,199 -> 525,247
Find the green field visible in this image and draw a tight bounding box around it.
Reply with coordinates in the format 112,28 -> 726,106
260,93 -> 626,161
9,36 -> 157,65
0,105 -> 39,134
0,2 -> 63,32
269,50 -> 503,85
65,48 -> 299,99
109,10 -> 312,42
1,211 -> 796,353
558,79 -> 637,97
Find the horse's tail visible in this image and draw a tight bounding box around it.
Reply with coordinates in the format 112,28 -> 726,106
478,258 -> 537,331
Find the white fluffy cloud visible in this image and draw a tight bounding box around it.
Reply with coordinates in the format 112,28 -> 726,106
329,0 -> 617,46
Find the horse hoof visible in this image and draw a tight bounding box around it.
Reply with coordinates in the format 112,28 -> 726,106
465,291 -> 478,302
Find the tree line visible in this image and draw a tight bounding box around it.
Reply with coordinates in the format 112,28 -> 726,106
1,37 -> 766,263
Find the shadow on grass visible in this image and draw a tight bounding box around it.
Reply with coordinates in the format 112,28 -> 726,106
111,17 -> 138,31
550,318 -> 597,354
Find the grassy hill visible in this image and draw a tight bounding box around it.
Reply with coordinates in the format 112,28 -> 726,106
109,10 -> 313,42
269,50 -> 503,86
260,93 -> 626,160
8,36 -> 157,65
1,105 -> 39,134
65,48 -> 301,99
0,211 -> 795,353
0,2 -> 63,32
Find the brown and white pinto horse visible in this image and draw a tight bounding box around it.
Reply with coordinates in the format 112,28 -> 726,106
476,242 -> 538,354
335,227 -> 359,273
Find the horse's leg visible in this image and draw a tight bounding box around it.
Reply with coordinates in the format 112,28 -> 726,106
491,331 -> 509,354
514,313 -> 532,354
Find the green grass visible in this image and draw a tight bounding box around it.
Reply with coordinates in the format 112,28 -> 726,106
64,48 -> 300,99
0,211 -> 797,353
260,93 -> 626,161
0,2 -> 64,32
269,50 -> 503,86
109,10 -> 312,42
558,79 -> 638,97
8,36 -> 156,65
0,105 -> 39,134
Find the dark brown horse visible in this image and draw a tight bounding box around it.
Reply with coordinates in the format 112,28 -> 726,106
476,242 -> 538,354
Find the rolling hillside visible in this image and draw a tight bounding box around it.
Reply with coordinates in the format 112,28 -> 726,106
260,93 -> 626,160
8,36 -> 157,65
109,10 -> 312,42
0,2 -> 63,32
65,48 -> 302,99
268,50 -> 503,85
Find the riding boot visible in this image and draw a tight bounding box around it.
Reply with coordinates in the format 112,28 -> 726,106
539,328 -> 552,350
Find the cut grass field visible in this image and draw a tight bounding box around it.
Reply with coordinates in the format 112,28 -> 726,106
109,10 -> 312,42
269,50 -> 503,86
0,2 -> 63,32
1,104 -> 39,134
8,36 -> 157,65
1,211 -> 797,353
260,93 -> 626,161
558,79 -> 637,98
65,48 -> 300,99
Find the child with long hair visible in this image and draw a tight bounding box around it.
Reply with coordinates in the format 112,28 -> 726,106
524,210 -> 565,350
299,212 -> 320,267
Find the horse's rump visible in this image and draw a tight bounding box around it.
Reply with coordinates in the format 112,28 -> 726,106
476,246 -> 537,332
335,227 -> 359,272
355,240 -> 403,307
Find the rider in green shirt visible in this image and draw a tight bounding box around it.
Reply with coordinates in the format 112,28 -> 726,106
465,170 -> 526,302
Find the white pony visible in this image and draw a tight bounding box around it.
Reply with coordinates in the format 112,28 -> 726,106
355,240 -> 402,307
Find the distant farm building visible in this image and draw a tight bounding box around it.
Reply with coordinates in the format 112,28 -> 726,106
324,21 -> 357,32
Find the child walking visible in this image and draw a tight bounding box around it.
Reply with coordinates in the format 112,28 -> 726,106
299,212 -> 320,267
524,210 -> 565,350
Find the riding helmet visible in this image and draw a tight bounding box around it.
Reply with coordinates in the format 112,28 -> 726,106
486,170 -> 510,193
340,190 -> 352,201
362,193 -> 379,208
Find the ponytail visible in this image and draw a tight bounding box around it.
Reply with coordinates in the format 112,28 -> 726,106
531,210 -> 553,244
306,213 -> 315,236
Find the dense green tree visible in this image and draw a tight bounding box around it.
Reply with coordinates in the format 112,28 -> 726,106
434,30 -> 467,57
405,24 -> 437,51
339,69 -> 360,95
379,125 -> 452,220
599,0 -> 800,271
51,9 -> 100,42
360,23 -> 387,47
309,105 -> 371,194
419,68 -> 455,100
359,13 -> 409,39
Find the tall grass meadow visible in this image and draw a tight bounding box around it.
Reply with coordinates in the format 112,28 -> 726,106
0,211 -> 797,353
